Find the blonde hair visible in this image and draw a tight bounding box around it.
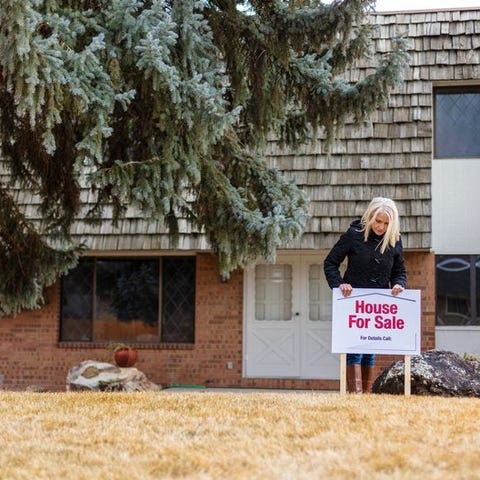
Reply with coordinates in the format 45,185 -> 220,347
360,197 -> 400,254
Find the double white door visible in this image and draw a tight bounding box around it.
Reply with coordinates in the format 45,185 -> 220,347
244,253 -> 339,379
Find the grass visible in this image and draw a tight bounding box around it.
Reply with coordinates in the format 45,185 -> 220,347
1,390 -> 479,479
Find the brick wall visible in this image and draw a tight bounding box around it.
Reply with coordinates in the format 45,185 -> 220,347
0,251 -> 435,391
0,253 -> 246,391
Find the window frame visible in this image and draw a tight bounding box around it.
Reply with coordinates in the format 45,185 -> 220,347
433,85 -> 480,159
59,255 -> 196,346
435,254 -> 480,327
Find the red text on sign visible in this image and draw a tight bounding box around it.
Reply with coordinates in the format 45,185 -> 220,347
348,314 -> 405,329
355,300 -> 398,315
374,315 -> 404,329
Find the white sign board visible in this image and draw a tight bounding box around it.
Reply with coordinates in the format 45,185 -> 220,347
332,288 -> 421,355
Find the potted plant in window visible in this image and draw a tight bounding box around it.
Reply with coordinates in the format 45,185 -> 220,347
108,343 -> 138,368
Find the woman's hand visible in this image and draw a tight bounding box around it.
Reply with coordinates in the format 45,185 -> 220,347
391,284 -> 404,296
339,283 -> 353,297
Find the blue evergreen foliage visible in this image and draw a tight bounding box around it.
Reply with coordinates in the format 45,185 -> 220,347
0,0 -> 408,313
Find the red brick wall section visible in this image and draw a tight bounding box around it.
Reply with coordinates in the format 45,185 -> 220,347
0,251 -> 435,391
0,253 -> 246,391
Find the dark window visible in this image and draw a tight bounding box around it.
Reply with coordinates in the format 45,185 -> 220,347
60,257 -> 195,343
161,257 -> 196,343
60,259 -> 94,341
435,255 -> 480,326
434,86 -> 480,158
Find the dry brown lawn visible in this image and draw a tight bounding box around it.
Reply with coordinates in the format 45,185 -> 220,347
0,390 -> 479,479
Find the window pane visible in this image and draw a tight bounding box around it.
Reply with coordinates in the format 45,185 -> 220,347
61,257 -> 196,344
434,87 -> 480,158
436,255 -> 479,326
255,264 -> 292,320
60,259 -> 94,341
95,259 -> 159,342
161,257 -> 195,343
308,264 -> 331,321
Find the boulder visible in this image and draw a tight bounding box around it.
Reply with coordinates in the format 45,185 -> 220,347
373,350 -> 480,396
66,360 -> 161,392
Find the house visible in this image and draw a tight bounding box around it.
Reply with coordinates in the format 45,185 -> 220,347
1,7 -> 479,391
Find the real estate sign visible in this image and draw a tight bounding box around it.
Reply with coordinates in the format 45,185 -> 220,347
331,288 -> 421,355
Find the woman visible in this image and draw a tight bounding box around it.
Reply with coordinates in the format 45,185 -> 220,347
323,197 -> 407,393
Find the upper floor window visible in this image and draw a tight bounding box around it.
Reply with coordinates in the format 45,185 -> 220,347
434,86 -> 480,158
60,256 -> 196,344
436,255 -> 480,326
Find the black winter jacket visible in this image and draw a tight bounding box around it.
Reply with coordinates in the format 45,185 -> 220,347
324,220 -> 407,290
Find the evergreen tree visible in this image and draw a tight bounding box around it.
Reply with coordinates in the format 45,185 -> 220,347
0,0 -> 408,315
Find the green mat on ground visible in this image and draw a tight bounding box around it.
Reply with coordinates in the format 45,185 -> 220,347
166,384 -> 206,389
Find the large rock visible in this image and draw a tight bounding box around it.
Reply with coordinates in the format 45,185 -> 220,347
66,360 -> 161,392
373,350 -> 480,396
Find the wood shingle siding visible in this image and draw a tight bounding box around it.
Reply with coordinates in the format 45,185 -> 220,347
269,8 -> 480,251
4,8 -> 480,253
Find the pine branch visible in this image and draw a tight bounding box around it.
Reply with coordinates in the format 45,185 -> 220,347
0,186 -> 78,316
0,0 -> 407,314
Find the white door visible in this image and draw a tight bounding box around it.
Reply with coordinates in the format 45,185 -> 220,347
244,253 -> 339,379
